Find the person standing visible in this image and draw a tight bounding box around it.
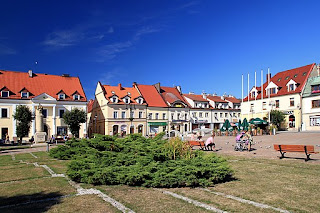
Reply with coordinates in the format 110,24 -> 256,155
5,133 -> 10,144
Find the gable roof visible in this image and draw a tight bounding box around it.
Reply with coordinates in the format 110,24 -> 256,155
103,83 -> 146,105
244,63 -> 315,101
87,99 -> 94,113
0,70 -> 86,101
136,84 -> 168,107
160,86 -> 190,107
224,96 -> 241,104
183,94 -> 209,102
206,95 -> 228,103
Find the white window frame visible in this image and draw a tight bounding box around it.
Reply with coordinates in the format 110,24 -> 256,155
73,94 -> 80,100
137,98 -> 143,104
21,92 -> 29,98
205,112 -> 208,118
124,97 -> 130,104
121,111 -> 126,119
139,111 -> 143,118
148,113 -> 152,120
1,91 -> 9,98
162,113 -> 166,119
113,111 -> 118,119
42,109 -> 48,118
59,109 -> 65,118
58,93 -> 65,100
155,113 -> 159,119
111,97 -> 118,103
0,108 -> 9,118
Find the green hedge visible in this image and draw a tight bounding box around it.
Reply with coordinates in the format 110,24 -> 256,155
50,133 -> 232,187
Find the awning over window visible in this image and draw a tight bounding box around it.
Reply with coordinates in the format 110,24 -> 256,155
148,122 -> 167,126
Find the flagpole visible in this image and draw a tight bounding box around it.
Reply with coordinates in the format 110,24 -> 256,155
255,71 -> 257,101
241,74 -> 243,103
261,69 -> 263,101
248,73 -> 250,119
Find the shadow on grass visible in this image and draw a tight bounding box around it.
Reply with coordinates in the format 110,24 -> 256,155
0,192 -> 68,213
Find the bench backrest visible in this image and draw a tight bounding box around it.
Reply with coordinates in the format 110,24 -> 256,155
273,144 -> 315,152
189,141 -> 205,146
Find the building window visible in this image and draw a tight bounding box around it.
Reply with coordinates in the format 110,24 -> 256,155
148,113 -> 152,120
124,98 -> 130,104
1,108 -> 8,118
220,113 -> 223,118
262,102 -> 266,110
225,113 -> 228,117
204,103 -> 207,108
139,111 -> 143,118
195,103 -> 198,107
288,84 -> 294,91
171,113 -> 174,120
185,113 -> 188,119
199,112 -> 203,118
42,109 -> 48,118
310,116 -> 320,126
113,111 -> 118,119
312,100 -> 320,108
214,113 -> 218,118
238,113 -> 240,117
57,126 -> 67,136
130,111 -> 134,118
122,111 -> 126,119
162,113 -> 166,119
21,92 -> 28,98
59,109 -> 65,118
73,94 -> 80,100
290,98 -> 294,107
155,113 -> 159,119
1,91 -> 9,98
136,98 -> 143,104
58,94 -> 65,100
311,84 -> 320,94
177,113 -> 180,120
112,97 -> 118,103
275,100 -> 280,108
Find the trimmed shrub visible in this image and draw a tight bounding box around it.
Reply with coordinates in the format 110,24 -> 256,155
50,134 -> 232,187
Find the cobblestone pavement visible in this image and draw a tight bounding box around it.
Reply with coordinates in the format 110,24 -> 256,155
1,132 -> 320,162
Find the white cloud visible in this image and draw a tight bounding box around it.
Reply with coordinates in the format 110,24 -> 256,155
43,30 -> 85,47
0,44 -> 17,55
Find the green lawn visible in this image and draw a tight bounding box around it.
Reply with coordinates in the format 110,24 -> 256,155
0,151 -> 319,212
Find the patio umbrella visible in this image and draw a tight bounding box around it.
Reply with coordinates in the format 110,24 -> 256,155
249,118 -> 268,125
242,118 -> 249,131
221,119 -> 232,132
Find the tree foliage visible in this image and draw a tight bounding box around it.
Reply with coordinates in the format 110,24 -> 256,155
13,105 -> 32,143
269,110 -> 285,129
50,133 -> 233,188
63,108 -> 86,138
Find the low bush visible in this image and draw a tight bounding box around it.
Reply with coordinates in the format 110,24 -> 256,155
50,133 -> 232,187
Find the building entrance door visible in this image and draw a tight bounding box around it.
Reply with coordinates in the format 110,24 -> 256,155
130,126 -> 134,134
138,125 -> 143,134
113,125 -> 119,135
289,115 -> 295,128
1,128 -> 8,140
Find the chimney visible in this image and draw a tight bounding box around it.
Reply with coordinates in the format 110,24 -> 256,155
132,82 -> 137,87
118,83 -> 124,90
221,96 -> 225,100
62,74 -> 70,77
202,92 -> 207,99
266,73 -> 271,83
28,70 -> 33,78
189,92 -> 194,95
154,82 -> 161,93
176,85 -> 182,94
212,93 -> 217,96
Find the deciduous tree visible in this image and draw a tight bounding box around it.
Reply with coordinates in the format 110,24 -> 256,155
13,105 -> 32,144
63,108 -> 86,138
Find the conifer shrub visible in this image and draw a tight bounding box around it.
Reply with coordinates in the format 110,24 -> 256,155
50,133 -> 232,187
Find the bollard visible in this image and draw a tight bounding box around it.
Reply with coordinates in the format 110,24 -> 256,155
46,142 -> 50,152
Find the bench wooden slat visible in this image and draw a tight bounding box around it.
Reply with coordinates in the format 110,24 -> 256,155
273,144 -> 319,161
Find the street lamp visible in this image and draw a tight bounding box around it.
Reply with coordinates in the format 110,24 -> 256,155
268,100 -> 275,124
126,103 -> 135,134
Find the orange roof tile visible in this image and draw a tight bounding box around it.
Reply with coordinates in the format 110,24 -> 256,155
103,83 -> 146,105
136,84 -> 168,107
0,70 -> 86,101
183,94 -> 208,102
224,96 -> 241,103
244,63 -> 315,101
206,95 -> 228,103
87,99 -> 94,113
160,86 -> 190,107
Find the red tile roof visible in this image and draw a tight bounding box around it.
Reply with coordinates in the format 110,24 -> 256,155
87,99 -> 94,113
206,95 -> 228,103
160,86 -> 190,107
183,94 -> 208,102
244,63 -> 315,101
103,83 -> 146,105
136,84 -> 168,107
224,96 -> 241,103
0,70 -> 86,101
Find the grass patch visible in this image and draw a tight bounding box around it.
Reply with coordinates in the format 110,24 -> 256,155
0,177 -> 76,206
45,160 -> 70,174
211,156 -> 320,212
96,185 -> 211,213
0,165 -> 50,183
0,155 -> 18,166
0,145 -> 31,151
0,195 -> 121,213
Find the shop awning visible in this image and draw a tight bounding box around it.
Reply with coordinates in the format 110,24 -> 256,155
148,122 -> 167,126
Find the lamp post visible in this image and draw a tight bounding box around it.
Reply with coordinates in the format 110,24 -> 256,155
94,115 -> 97,134
268,100 -> 275,124
126,103 -> 135,134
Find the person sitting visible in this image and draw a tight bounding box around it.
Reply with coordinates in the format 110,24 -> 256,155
205,133 -> 215,151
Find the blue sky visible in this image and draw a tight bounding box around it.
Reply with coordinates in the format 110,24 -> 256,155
1,0 -> 320,100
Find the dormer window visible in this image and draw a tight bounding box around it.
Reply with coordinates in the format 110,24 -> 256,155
311,84 -> 320,94
136,98 -> 143,104
286,79 -> 297,92
124,97 -> 130,104
266,82 -> 278,96
73,94 -> 80,100
21,92 -> 29,98
111,96 -> 118,103
1,91 -> 9,98
58,93 -> 65,100
250,87 -> 258,98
